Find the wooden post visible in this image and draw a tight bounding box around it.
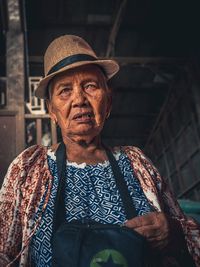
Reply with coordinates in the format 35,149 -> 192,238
6,0 -> 25,154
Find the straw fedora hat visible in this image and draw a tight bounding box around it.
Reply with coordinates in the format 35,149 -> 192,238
35,35 -> 120,99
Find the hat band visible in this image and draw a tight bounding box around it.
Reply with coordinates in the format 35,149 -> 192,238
47,54 -> 97,75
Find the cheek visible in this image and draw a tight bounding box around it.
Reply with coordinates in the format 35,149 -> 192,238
91,94 -> 109,121
51,101 -> 71,123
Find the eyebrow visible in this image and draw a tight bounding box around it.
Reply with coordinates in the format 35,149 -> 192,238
54,75 -> 103,91
81,78 -> 99,84
56,78 -> 99,89
55,82 -> 72,89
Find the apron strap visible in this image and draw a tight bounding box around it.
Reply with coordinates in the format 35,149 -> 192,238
52,142 -> 137,236
104,146 -> 137,219
52,142 -> 66,234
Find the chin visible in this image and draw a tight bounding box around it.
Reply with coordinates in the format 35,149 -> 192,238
67,124 -> 102,137
61,120 -> 104,138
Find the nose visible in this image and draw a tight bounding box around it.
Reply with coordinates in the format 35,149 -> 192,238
72,86 -> 88,108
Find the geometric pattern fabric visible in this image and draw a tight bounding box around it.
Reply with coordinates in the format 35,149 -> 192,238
30,149 -> 153,266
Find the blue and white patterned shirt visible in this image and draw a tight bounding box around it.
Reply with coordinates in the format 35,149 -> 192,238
30,148 -> 154,266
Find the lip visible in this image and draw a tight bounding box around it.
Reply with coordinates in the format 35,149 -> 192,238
72,112 -> 94,122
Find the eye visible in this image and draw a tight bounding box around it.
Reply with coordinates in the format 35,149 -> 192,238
59,87 -> 71,96
84,82 -> 98,92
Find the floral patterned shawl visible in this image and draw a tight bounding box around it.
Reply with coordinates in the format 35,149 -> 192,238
0,145 -> 199,267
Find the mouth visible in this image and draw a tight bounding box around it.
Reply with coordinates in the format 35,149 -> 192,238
72,112 -> 94,122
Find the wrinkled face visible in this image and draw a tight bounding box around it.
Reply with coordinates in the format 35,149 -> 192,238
47,64 -> 111,141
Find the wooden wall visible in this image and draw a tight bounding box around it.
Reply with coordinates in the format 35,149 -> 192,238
145,64 -> 200,200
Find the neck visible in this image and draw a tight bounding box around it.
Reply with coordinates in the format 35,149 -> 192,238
61,134 -> 106,164
64,133 -> 102,148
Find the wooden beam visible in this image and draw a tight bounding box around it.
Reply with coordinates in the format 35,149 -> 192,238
177,179 -> 200,198
28,56 -> 191,65
113,84 -> 169,92
25,114 -> 50,119
0,110 -> 17,116
106,0 -> 127,57
102,135 -> 148,139
111,57 -> 191,66
87,14 -> 112,25
109,113 -> 157,119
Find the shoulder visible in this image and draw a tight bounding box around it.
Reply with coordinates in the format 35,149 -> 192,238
5,145 -> 48,181
11,144 -> 47,167
1,145 -> 50,195
115,145 -> 150,162
117,146 -> 165,208
19,144 -> 47,158
117,145 -> 162,183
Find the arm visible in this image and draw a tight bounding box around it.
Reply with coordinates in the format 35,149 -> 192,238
0,156 -> 23,265
158,177 -> 200,266
124,146 -> 200,266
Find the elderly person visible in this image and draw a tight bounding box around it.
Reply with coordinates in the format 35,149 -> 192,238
0,35 -> 200,267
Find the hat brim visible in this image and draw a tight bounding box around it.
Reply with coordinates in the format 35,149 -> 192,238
35,59 -> 119,99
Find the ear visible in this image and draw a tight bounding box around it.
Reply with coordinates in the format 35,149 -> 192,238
46,100 -> 57,124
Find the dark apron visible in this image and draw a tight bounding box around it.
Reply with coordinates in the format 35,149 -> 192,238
51,142 -> 150,267
50,142 -> 196,267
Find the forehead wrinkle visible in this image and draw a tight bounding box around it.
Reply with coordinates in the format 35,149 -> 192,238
50,65 -> 108,97
55,82 -> 72,89
56,73 -> 105,88
55,65 -> 105,81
